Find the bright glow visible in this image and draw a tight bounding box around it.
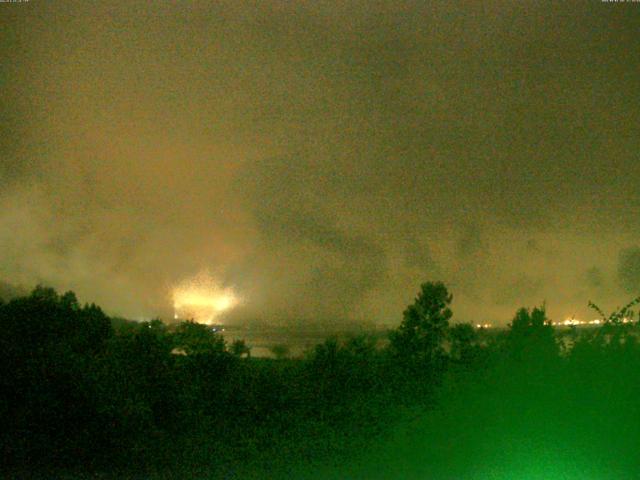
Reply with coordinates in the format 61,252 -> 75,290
563,318 -> 584,326
172,270 -> 239,324
551,317 -> 608,326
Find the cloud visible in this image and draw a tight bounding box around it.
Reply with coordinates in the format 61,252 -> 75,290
0,281 -> 29,302
618,247 -> 640,295
1,2 -> 639,326
456,223 -> 484,259
230,155 -> 387,325
402,235 -> 440,274
585,267 -> 605,289
493,274 -> 545,307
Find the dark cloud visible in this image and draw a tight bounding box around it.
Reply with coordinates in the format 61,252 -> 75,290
493,274 -> 545,307
230,155 -> 387,324
456,223 -> 484,259
402,235 -> 440,274
586,267 -> 605,289
618,247 -> 640,295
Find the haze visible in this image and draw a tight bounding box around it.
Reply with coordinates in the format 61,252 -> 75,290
1,1 -> 639,327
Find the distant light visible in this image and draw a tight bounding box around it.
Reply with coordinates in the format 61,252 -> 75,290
552,317 -> 607,327
562,317 -> 584,326
172,270 -> 239,324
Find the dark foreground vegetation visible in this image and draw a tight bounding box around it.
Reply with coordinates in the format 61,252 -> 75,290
2,283 -> 640,479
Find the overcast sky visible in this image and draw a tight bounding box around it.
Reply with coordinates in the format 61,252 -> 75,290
1,1 -> 640,327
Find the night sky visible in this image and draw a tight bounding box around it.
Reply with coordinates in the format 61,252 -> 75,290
1,1 -> 639,327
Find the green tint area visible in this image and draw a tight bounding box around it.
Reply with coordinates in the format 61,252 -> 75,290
3,286 -> 640,479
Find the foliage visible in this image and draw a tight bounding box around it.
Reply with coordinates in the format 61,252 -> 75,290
448,322 -> 480,363
171,320 -> 226,356
3,284 -> 640,479
588,295 -> 640,324
504,305 -> 558,361
388,281 -> 452,366
230,338 -> 251,357
269,343 -> 290,359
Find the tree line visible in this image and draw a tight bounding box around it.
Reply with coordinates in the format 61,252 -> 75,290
1,283 -> 639,479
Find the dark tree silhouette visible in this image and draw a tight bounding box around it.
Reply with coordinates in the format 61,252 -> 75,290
6,283 -> 640,479
448,322 -> 479,363
505,306 -> 558,361
0,286 -> 114,467
389,281 -> 452,366
270,343 -> 291,359
172,320 -> 226,356
230,338 -> 251,358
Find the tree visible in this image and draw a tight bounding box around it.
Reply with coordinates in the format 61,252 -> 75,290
448,323 -> 479,363
505,306 -> 558,361
389,281 -> 452,366
60,290 -> 80,310
171,321 -> 226,356
230,339 -> 251,358
0,286 -> 115,466
588,296 -> 640,325
270,343 -> 290,360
